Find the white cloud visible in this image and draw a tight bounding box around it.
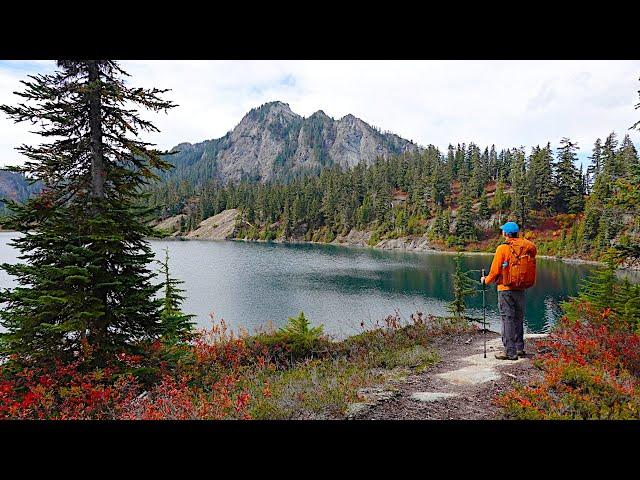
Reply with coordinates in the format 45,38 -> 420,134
1,60 -> 639,167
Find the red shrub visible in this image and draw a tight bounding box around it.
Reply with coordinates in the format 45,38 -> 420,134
0,320 -> 268,420
498,311 -> 640,419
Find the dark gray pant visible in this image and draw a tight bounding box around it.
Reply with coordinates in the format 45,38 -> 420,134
498,290 -> 525,357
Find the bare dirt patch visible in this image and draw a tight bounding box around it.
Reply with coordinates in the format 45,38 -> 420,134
351,330 -> 544,420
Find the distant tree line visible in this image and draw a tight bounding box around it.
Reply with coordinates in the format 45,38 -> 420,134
146,133 -> 639,254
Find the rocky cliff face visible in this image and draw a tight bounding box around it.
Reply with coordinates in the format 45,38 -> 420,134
0,170 -> 41,212
161,101 -> 421,187
0,170 -> 32,202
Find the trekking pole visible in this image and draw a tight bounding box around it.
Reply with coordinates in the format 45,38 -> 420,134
481,268 -> 487,359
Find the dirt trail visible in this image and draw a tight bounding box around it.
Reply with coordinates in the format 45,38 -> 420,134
352,330 -> 546,420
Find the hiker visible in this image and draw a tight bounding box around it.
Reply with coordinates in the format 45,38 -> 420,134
480,222 -> 537,361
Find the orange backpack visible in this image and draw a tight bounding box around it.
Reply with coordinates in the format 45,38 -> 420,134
502,240 -> 536,289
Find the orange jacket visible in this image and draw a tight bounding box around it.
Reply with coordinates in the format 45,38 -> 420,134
484,237 -> 537,291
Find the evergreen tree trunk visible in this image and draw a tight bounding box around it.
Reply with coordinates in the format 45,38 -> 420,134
87,61 -> 109,354
88,61 -> 106,202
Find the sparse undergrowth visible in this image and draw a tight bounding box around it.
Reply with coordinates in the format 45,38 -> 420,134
245,311 -> 466,419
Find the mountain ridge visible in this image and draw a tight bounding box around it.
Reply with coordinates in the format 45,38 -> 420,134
0,102 -> 423,205
158,101 -> 422,187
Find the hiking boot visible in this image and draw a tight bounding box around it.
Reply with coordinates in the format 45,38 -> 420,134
517,350 -> 526,358
494,351 -> 518,360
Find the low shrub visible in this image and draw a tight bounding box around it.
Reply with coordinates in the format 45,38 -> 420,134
0,320 -> 261,420
245,312 -> 332,368
497,309 -> 640,420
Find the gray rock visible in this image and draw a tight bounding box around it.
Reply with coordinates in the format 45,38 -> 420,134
436,365 -> 501,386
357,386 -> 396,402
334,229 -> 372,247
152,214 -> 188,235
345,402 -> 370,418
186,209 -> 239,240
410,392 -> 458,403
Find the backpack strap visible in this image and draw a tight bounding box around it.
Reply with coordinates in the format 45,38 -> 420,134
511,242 -> 533,261
508,243 -> 521,262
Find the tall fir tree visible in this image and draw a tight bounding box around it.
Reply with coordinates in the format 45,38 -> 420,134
0,61 -> 176,367
491,173 -> 510,225
528,143 -> 555,211
554,138 -> 584,214
586,138 -> 603,193
454,185 -> 477,242
478,191 -> 490,220
509,148 -> 530,227
601,132 -> 621,179
576,262 -> 617,312
618,134 -> 639,179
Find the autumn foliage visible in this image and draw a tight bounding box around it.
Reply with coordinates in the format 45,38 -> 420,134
498,304 -> 640,419
0,320 -> 263,420
0,312 -> 475,420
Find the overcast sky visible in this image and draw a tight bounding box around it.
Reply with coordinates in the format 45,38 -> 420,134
1,60 -> 639,168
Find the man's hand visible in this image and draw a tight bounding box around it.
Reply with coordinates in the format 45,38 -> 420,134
480,276 -> 486,285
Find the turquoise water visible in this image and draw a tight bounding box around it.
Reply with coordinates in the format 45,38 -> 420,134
0,233 -> 604,338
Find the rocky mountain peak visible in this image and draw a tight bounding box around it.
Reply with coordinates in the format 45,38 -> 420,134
340,113 -> 357,122
159,102 -> 422,186
309,110 -> 331,120
237,101 -> 300,131
257,101 -> 297,117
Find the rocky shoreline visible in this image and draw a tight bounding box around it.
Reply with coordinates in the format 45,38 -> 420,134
149,210 -> 609,267
242,236 -> 606,266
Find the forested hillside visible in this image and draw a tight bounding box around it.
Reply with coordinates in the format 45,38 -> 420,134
148,132 -> 639,261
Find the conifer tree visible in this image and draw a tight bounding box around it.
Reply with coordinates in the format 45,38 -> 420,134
443,208 -> 451,237
491,174 -> 510,225
577,262 -> 617,312
619,134 -> 639,179
374,183 -> 391,224
586,138 -> 603,192
0,61 -> 176,367
611,85 -> 640,268
428,160 -> 450,207
478,192 -> 490,220
455,186 -> 477,242
554,138 -> 584,213
614,278 -> 640,329
447,254 -> 477,320
158,248 -> 196,343
601,132 -> 621,179
582,195 -> 601,244
489,145 -> 498,180
528,143 -> 555,211
469,144 -> 486,198
510,148 -> 530,227
282,197 -> 292,238
431,206 -> 445,239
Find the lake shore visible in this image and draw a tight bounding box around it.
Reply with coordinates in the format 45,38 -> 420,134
155,232 -> 607,267
148,209 -> 612,267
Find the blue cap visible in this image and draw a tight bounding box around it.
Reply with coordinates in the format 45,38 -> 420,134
500,222 -> 519,234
